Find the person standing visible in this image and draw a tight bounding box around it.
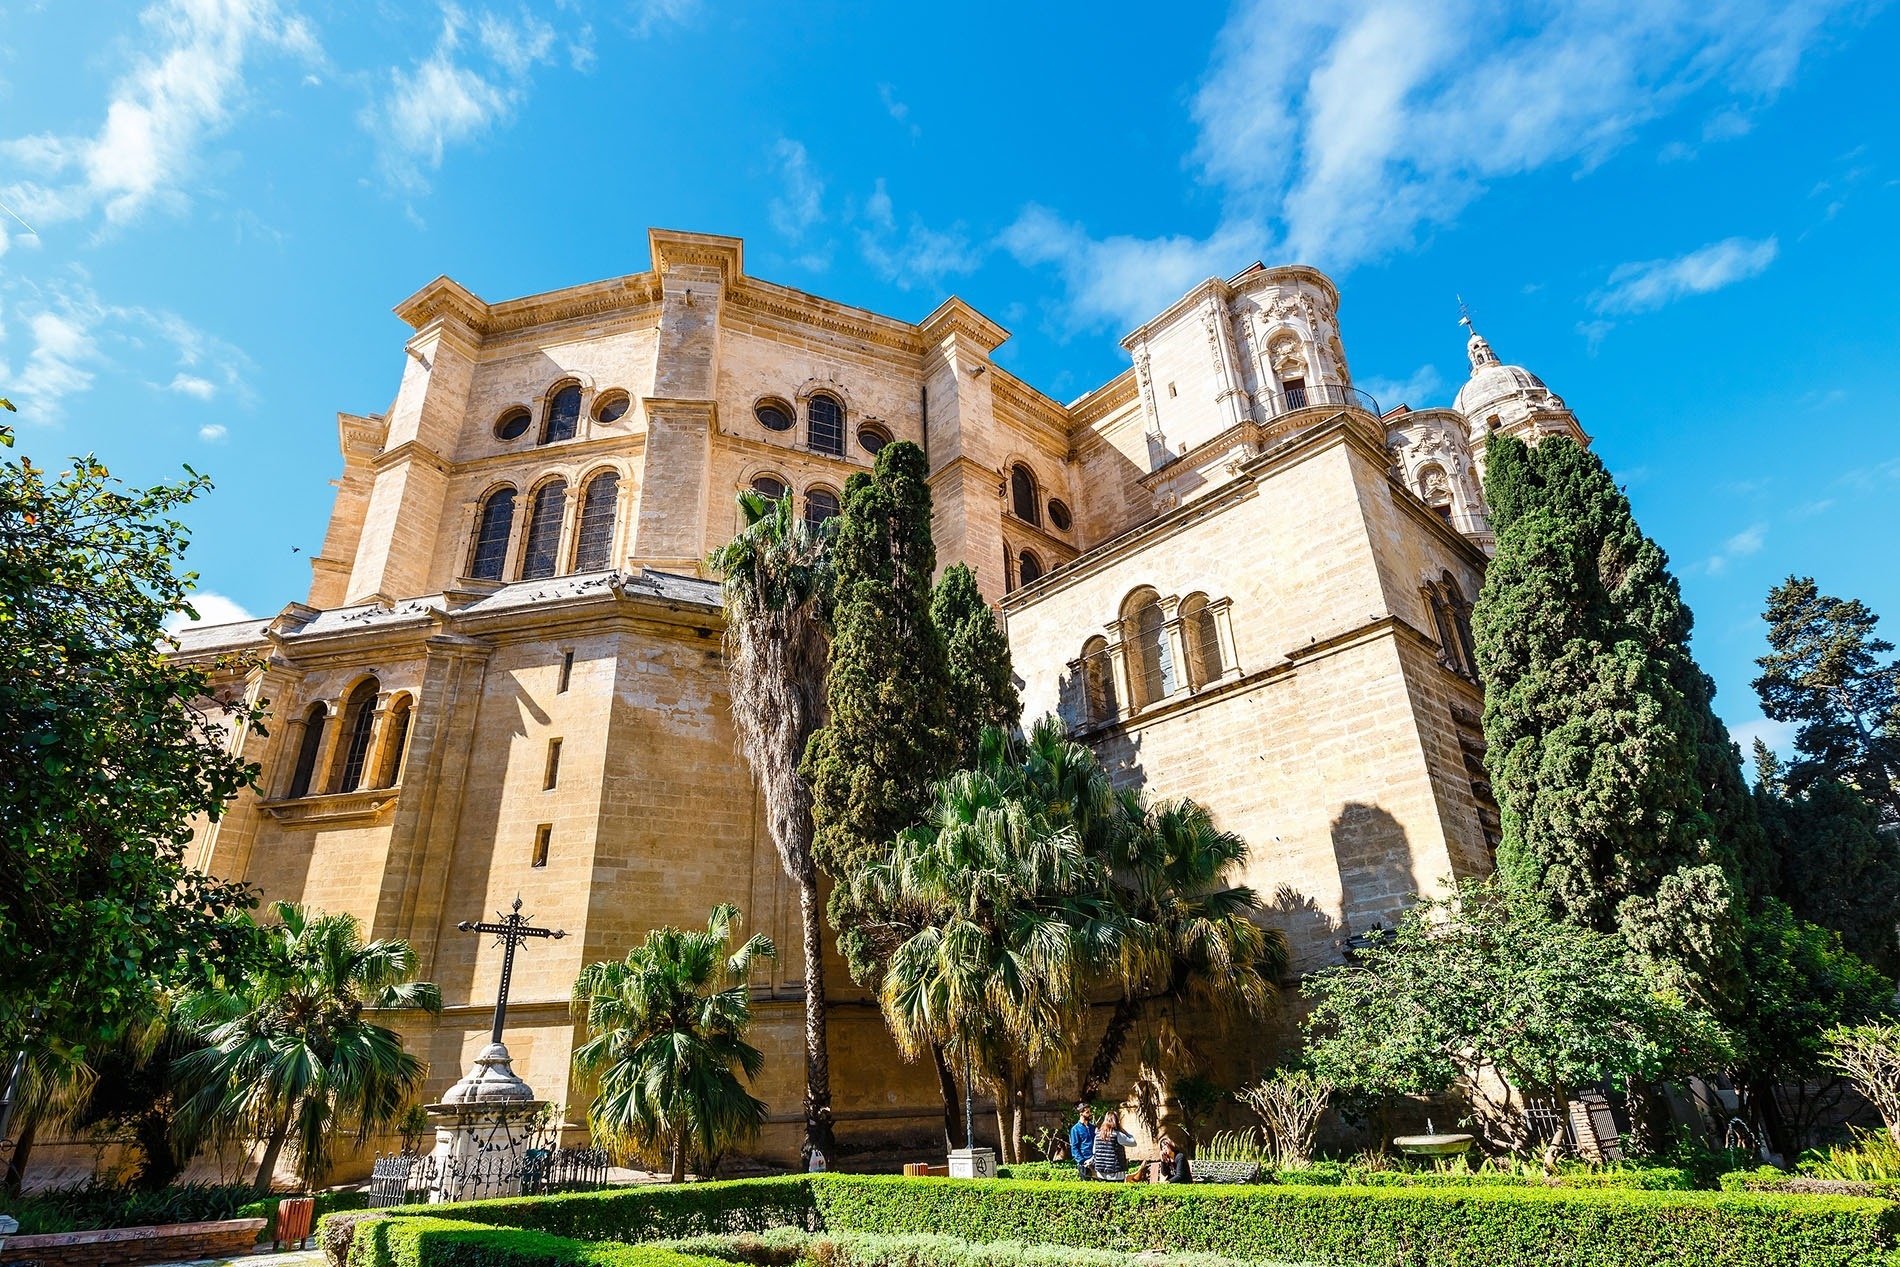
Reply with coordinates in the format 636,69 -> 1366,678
1091,1111 -> 1138,1182
1068,1103 -> 1096,1179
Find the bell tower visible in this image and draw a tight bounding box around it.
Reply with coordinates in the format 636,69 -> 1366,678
1453,314 -> 1590,481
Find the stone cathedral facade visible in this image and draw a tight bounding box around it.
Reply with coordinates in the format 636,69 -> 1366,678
176,228 -> 1588,1168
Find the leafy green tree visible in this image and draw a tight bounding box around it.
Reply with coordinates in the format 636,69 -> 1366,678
171,902 -> 440,1192
853,760 -> 1120,1162
1,441 -> 261,1054
571,904 -> 775,1182
1731,899 -> 1893,1158
804,440 -> 951,980
708,489 -> 835,1159
1303,879 -> 1726,1151
932,562 -> 1021,770
1753,577 -> 1900,824
1753,744 -> 1900,973
1077,795 -> 1286,1102
1474,435 -> 1758,1002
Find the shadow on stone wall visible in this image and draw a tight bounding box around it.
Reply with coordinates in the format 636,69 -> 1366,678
1330,801 -> 1419,945
1261,882 -> 1341,978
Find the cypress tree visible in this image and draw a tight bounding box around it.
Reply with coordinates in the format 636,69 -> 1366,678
1474,435 -> 1757,999
931,562 -> 1022,771
802,440 -> 951,982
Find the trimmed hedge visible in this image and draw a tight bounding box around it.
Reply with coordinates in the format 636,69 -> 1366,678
809,1174 -> 1900,1267
327,1173 -> 1900,1267
1276,1165 -> 1696,1191
650,1227 -> 1301,1267
346,1217 -> 728,1267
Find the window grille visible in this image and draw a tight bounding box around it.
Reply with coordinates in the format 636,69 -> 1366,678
573,473 -> 619,571
469,489 -> 516,580
520,481 -> 566,579
542,385 -> 582,444
808,395 -> 844,456
337,681 -> 380,793
288,705 -> 327,798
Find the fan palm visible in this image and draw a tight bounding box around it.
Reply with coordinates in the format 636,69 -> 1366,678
708,488 -> 835,1158
857,766 -> 1121,1161
170,902 -> 440,1193
1077,796 -> 1287,1101
571,904 -> 775,1182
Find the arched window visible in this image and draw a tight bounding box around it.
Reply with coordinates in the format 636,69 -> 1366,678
335,678 -> 380,794
573,471 -> 619,572
519,480 -> 567,579
1082,636 -> 1117,723
1182,593 -> 1224,686
469,487 -> 516,580
1444,574 -> 1478,677
287,702 -> 328,799
751,474 -> 788,501
1017,550 -> 1044,586
804,486 -> 840,531
541,383 -> 582,444
1010,464 -> 1040,525
1124,589 -> 1175,707
1417,463 -> 1455,524
377,694 -> 413,788
808,394 -> 844,456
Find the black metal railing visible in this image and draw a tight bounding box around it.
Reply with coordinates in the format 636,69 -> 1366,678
366,1145 -> 610,1207
1260,383 -> 1381,419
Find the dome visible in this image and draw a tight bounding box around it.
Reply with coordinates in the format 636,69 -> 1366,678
1452,320 -> 1564,420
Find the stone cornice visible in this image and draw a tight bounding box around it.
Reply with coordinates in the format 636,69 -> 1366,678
918,296 -> 1009,353
1228,263 -> 1341,312
1066,367 -> 1138,422
442,432 -> 647,481
725,276 -> 925,357
394,276 -> 487,332
370,438 -> 453,477
338,412 -> 389,459
988,368 -> 1071,442
649,227 -> 744,283
1121,276 -> 1230,351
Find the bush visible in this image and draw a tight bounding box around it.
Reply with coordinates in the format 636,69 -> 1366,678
344,1217 -> 727,1267
650,1227 -> 1279,1267
995,1162 -> 1066,1182
1723,1167 -> 1900,1201
809,1174 -> 1900,1267
1273,1164 -> 1694,1191
0,1181 -> 264,1235
239,1191 -> 374,1241
338,1173 -> 1900,1267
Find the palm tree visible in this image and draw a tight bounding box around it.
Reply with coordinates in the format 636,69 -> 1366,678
1077,796 -> 1287,1102
571,904 -> 775,1182
857,766 -> 1120,1162
170,902 -> 440,1193
708,489 -> 835,1159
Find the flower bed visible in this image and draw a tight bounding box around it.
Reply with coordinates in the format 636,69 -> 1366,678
326,1173 -> 1900,1267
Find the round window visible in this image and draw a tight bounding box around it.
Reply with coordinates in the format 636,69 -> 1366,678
595,393 -> 630,424
756,401 -> 794,432
494,408 -> 532,441
858,425 -> 890,456
1048,499 -> 1073,532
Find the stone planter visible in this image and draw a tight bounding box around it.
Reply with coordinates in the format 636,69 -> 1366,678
0,1217 -> 268,1267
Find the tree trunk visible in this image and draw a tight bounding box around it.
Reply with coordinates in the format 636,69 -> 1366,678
253,1111 -> 294,1194
798,875 -> 836,1159
670,1133 -> 686,1183
1078,996 -> 1142,1101
930,1044 -> 964,1150
4,1115 -> 38,1196
1009,1079 -> 1025,1165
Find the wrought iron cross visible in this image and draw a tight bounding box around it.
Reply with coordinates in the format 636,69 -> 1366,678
459,896 -> 565,1045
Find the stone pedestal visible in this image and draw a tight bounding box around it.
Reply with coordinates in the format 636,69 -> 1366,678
425,1041 -> 545,1203
947,1146 -> 996,1179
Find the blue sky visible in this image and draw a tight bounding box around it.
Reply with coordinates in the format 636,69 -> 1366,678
3,0 -> 1897,757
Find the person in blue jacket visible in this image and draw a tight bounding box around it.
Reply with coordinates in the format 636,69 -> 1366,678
1068,1103 -> 1096,1178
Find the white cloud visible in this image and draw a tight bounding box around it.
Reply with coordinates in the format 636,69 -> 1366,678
879,83 -> 921,138
1000,205 -> 1257,334
1357,364 -> 1444,411
1010,0 -> 1857,333
198,423 -> 228,441
172,372 -> 218,400
1729,716 -> 1797,761
1592,236 -> 1779,314
1705,521 -> 1767,574
3,286 -> 251,425
165,590 -> 256,632
1,0 -> 318,232
768,139 -> 826,242
366,6 -> 561,193
627,0 -> 700,38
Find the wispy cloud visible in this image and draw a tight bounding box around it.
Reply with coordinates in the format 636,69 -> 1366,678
365,5 -> 562,193
1006,0 -> 1858,333
1705,522 -> 1767,575
1591,236 -> 1778,314
879,83 -> 921,139
164,590 -> 256,632
170,372 -> 218,400
627,0 -> 700,38
0,0 -> 318,237
855,178 -> 980,290
198,422 -> 228,442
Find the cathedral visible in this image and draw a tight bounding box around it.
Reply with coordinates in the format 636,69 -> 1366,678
175,228 -> 1589,1167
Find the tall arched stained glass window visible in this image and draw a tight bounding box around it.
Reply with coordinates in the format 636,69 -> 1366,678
469,488 -> 516,580
807,394 -> 844,456
287,703 -> 328,799
336,678 -> 380,794
1011,465 -> 1039,525
520,480 -> 567,579
542,384 -> 582,444
573,471 -> 619,572
1125,589 -> 1175,707
377,695 -> 412,788
804,487 -> 840,531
